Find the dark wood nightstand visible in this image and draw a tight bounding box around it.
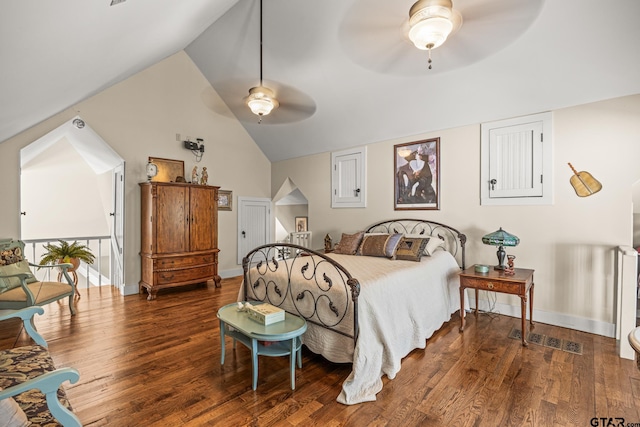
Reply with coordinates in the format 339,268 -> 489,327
459,265 -> 535,346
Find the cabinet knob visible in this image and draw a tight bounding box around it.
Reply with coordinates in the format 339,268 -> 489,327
487,282 -> 494,289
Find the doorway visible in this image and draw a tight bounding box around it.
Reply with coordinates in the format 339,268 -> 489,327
273,178 -> 309,245
20,116 -> 125,293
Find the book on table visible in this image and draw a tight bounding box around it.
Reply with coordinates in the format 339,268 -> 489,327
246,303 -> 285,325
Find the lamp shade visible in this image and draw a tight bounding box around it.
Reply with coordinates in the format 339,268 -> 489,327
482,228 -> 519,247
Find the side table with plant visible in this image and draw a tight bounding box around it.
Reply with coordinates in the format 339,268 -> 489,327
39,240 -> 96,296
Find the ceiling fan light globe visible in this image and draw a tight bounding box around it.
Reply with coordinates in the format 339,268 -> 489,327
408,16 -> 453,50
246,86 -> 279,116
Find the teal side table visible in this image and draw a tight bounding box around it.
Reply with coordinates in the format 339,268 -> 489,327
217,302 -> 307,390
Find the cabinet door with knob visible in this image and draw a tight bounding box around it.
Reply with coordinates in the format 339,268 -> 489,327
139,182 -> 220,300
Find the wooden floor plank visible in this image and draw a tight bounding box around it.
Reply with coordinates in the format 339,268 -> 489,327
1,276 -> 640,426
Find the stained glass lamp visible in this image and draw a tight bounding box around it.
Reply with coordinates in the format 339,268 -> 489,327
482,227 -> 519,270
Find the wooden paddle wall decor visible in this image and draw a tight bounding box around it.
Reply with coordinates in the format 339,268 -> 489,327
568,163 -> 602,197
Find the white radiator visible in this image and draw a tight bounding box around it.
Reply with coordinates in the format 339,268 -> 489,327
615,245 -> 637,360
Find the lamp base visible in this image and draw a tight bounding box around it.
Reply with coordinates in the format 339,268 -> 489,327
494,245 -> 506,270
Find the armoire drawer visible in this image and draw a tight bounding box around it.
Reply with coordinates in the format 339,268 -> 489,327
155,265 -> 214,285
155,254 -> 214,270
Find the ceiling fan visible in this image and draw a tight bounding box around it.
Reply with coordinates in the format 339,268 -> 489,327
339,0 -> 544,75
234,0 -> 316,125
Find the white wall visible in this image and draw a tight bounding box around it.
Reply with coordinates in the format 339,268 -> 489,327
20,138 -> 111,240
0,51 -> 271,292
271,94 -> 640,336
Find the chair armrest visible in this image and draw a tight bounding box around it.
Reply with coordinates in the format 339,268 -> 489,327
29,262 -> 73,271
0,367 -> 81,427
27,262 -> 76,291
0,306 -> 47,346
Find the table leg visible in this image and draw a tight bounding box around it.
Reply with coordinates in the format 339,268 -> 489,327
459,286 -> 465,332
290,338 -> 296,390
219,320 -> 226,365
529,282 -> 535,327
474,288 -> 479,316
297,338 -> 302,369
251,339 -> 258,390
520,295 -> 529,347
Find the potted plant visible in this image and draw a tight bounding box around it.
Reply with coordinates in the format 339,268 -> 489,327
39,240 -> 96,271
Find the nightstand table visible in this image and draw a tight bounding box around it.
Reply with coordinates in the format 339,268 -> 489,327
459,266 -> 535,346
217,302 -> 307,390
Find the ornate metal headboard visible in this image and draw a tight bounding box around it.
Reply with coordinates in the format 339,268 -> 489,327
365,218 -> 466,269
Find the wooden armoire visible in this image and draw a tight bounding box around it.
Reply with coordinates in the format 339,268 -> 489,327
139,181 -> 221,300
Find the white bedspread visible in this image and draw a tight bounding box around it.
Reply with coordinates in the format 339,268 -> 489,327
239,250 -> 465,405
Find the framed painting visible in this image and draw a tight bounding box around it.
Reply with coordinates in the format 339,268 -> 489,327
149,157 -> 185,183
295,216 -> 308,232
218,190 -> 232,211
394,138 -> 440,210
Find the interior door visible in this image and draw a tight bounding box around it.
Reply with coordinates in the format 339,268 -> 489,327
237,197 -> 271,265
110,163 -> 125,288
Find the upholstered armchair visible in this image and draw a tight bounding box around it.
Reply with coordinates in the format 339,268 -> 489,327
0,240 -> 76,315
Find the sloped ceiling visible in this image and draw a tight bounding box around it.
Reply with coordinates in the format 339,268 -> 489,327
3,0 -> 640,162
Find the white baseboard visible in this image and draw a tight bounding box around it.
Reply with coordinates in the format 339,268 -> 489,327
220,268 -> 243,279
121,283 -> 139,296
468,296 -> 616,338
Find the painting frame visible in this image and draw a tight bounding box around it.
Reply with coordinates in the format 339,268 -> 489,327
218,190 -> 232,211
394,138 -> 440,210
295,216 -> 308,232
149,157 -> 185,183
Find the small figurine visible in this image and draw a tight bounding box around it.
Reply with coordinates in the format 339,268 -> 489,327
200,167 -> 208,186
504,255 -> 516,275
324,233 -> 332,252
191,165 -> 198,184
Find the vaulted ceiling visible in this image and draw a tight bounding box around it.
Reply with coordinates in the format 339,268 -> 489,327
3,0 -> 640,162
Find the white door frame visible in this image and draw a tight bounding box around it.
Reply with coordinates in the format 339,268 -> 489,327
110,163 -> 125,292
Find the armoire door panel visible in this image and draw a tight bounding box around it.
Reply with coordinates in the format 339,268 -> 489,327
156,185 -> 189,254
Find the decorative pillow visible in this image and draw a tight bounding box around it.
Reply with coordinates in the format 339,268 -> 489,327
0,260 -> 37,293
405,233 -> 445,256
333,231 -> 365,255
357,233 -> 403,258
0,388 -> 29,427
0,246 -> 24,266
395,237 -> 430,262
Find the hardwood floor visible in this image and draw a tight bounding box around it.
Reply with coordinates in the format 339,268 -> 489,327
1,277 -> 639,426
